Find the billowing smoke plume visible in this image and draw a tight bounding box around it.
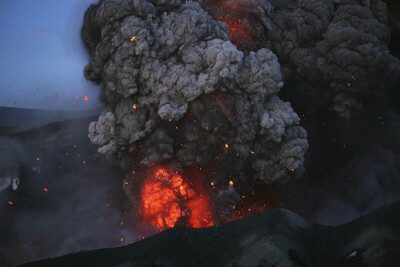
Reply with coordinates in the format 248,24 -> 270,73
200,0 -> 400,118
82,0 -> 308,187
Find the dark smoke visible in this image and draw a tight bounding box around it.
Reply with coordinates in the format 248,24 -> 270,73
82,0 -> 309,219
82,0 -> 400,226
201,0 -> 400,118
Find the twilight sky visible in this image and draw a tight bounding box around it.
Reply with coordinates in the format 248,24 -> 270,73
0,0 -> 103,110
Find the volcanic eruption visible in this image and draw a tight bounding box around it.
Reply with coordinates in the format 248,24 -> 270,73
82,0 -> 399,234
82,0 -> 308,232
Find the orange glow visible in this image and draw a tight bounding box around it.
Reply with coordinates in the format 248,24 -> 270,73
84,96 -> 88,101
8,201 -> 14,205
36,157 -> 40,161
133,104 -> 137,109
225,144 -> 229,148
204,0 -> 257,51
44,188 -> 48,192
140,168 -> 214,231
229,180 -> 233,186
130,36 -> 136,42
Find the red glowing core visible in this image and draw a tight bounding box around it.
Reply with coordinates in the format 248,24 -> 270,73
204,0 -> 261,51
139,168 -> 215,231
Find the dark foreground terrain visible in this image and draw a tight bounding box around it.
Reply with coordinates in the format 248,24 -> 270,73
22,202 -> 400,267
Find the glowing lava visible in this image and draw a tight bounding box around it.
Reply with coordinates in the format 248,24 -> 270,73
140,168 -> 214,231
204,0 -> 263,52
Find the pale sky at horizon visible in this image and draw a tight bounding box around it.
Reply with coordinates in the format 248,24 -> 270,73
0,0 -> 104,110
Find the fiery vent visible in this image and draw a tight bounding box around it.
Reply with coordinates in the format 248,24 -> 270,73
139,168 -> 214,231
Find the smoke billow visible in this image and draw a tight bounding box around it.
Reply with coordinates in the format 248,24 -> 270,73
201,0 -> 400,118
82,0 -> 309,220
82,0 -> 400,230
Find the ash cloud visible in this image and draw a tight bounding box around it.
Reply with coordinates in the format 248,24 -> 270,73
201,0 -> 400,118
82,0 -> 308,187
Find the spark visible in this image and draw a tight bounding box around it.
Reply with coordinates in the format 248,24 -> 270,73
8,201 -> 14,205
36,157 -> 40,161
130,36 -> 136,42
229,180 -> 233,186
84,96 -> 88,101
133,104 -> 137,109
225,144 -> 229,148
44,188 -> 48,192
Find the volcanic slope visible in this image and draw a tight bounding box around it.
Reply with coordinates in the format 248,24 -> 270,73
22,202 -> 400,267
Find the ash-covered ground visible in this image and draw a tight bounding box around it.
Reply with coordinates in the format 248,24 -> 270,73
0,0 -> 400,265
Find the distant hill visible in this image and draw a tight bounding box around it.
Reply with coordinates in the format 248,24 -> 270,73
0,107 -> 101,132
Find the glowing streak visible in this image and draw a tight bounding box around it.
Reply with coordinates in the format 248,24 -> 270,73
130,36 -> 136,42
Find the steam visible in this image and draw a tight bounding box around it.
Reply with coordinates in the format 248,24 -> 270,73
0,137 -> 28,192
